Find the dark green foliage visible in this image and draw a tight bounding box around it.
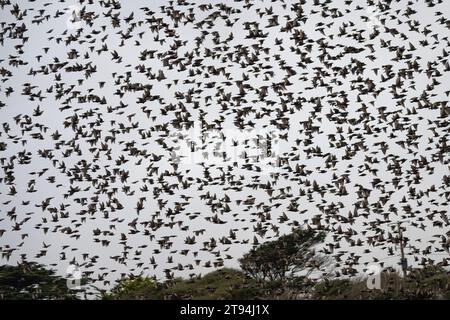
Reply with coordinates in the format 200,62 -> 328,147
313,266 -> 450,300
162,268 -> 263,300
105,265 -> 450,300
103,275 -> 162,300
105,268 -> 265,300
0,262 -> 82,300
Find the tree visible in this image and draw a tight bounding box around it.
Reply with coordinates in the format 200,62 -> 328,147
0,261 -> 83,300
239,228 -> 326,284
160,269 -> 264,300
105,275 -> 161,300
313,266 -> 450,300
105,269 -> 265,300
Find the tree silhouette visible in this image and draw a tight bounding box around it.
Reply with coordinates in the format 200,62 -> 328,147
239,228 -> 326,284
0,261 -> 82,300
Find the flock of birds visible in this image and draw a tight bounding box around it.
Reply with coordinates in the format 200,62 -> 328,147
0,0 -> 449,291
